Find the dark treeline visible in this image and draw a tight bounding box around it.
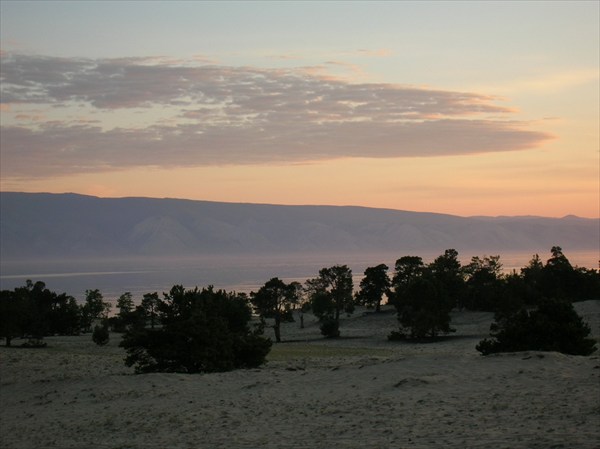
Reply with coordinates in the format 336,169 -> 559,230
1,246 -> 598,368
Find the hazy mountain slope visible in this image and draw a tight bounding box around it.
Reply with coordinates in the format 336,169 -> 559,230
0,192 -> 598,260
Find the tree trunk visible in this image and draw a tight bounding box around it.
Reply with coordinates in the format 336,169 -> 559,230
274,316 -> 281,343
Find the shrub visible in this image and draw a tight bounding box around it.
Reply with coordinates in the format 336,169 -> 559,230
476,297 -> 597,356
319,318 -> 340,338
92,325 -> 110,346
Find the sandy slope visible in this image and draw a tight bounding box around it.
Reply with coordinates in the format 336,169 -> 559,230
1,302 -> 599,449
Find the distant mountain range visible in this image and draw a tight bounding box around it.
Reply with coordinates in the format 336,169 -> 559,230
0,192 -> 598,260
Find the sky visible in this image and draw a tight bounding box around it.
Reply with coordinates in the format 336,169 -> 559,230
0,1 -> 598,218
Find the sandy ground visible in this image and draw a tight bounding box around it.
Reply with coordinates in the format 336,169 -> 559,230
1,301 -> 599,449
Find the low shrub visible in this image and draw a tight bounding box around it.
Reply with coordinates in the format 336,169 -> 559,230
92,325 -> 110,346
477,297 -> 596,356
319,318 -> 340,338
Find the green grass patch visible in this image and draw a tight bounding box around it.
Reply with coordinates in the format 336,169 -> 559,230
267,342 -> 393,362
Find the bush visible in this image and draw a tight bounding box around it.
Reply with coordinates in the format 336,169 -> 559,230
233,333 -> 273,368
92,325 -> 109,346
319,318 -> 340,338
476,297 -> 597,356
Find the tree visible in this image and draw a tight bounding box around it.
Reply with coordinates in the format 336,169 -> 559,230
287,281 -> 305,327
110,292 -> 139,332
428,249 -> 464,309
462,255 -> 503,311
572,266 -> 600,301
390,256 -> 425,306
49,293 -> 81,336
541,246 -> 577,300
120,285 -> 271,373
0,289 -> 27,346
141,292 -> 160,329
520,254 -> 545,305
389,268 -> 454,340
19,280 -> 53,339
477,297 -> 597,356
251,277 -> 297,342
81,289 -> 111,332
355,264 -> 390,312
117,292 -> 134,316
306,265 -> 354,337
0,281 -> 81,345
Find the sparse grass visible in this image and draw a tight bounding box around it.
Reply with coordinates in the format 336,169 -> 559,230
267,342 -> 392,362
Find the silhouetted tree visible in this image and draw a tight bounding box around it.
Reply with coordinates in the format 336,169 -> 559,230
117,292 -> 134,316
494,272 -> 529,324
390,256 -> 425,307
573,266 -> 600,301
251,277 -> 298,342
80,289 -> 111,332
520,254 -> 545,305
541,246 -> 577,300
389,268 -> 454,340
0,281 -> 81,345
21,280 -> 53,339
49,293 -> 81,335
0,289 -> 26,346
109,292 -> 138,332
389,251 -> 460,340
428,249 -> 464,309
306,265 -> 354,337
141,292 -> 160,329
462,255 -> 503,311
120,285 -> 271,373
355,264 -> 390,312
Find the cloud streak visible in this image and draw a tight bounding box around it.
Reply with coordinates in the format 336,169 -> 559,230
0,53 -> 552,178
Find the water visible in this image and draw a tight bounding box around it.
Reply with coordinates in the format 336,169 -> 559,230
1,250 -> 597,306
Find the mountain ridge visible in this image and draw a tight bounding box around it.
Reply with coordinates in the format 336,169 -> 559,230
1,192 -> 598,260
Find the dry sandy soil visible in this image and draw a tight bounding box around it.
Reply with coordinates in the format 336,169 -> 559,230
1,301 -> 599,449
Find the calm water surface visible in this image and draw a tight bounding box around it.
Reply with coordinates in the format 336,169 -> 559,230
1,250 -> 597,306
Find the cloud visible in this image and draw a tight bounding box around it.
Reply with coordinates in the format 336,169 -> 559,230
0,53 -> 552,179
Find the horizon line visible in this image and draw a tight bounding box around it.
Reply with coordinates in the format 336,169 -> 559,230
1,190 -> 597,220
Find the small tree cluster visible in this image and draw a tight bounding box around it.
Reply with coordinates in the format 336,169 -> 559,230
0,280 -> 82,346
108,291 -> 153,332
463,246 -> 600,312
120,285 -> 272,373
305,265 -> 354,337
388,252 -> 457,339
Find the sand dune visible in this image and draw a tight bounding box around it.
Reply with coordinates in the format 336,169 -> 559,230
1,301 -> 599,449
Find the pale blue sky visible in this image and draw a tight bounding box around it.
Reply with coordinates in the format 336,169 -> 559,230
3,1 -> 597,84
1,1 -> 598,217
